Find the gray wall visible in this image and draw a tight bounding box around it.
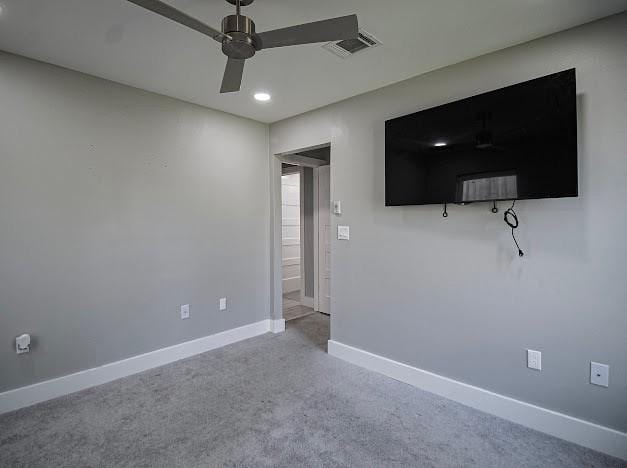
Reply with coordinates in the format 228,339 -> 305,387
0,52 -> 270,392
270,13 -> 627,432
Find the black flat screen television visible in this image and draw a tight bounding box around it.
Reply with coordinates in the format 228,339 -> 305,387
385,69 -> 578,206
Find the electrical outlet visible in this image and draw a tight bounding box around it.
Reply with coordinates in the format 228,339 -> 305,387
15,334 -> 31,354
219,297 -> 227,311
590,362 -> 609,387
527,349 -> 542,371
180,304 -> 190,320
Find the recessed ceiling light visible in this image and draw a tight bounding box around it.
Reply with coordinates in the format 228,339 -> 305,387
254,92 -> 271,102
434,142 -> 447,147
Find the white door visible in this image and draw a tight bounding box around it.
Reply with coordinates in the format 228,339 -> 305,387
281,172 -> 301,293
317,166 -> 331,314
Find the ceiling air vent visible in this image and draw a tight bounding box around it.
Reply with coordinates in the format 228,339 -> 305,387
323,29 -> 381,59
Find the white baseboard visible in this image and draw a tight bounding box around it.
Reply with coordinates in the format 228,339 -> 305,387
270,319 -> 285,333
301,296 -> 314,308
328,340 -> 627,461
0,319 -> 279,415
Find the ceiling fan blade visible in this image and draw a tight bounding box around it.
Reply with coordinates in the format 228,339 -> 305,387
220,58 -> 245,93
255,14 -> 358,50
126,0 -> 226,41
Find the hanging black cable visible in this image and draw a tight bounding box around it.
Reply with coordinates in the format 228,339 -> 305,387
491,201 -> 498,213
442,203 -> 448,218
504,200 -> 524,257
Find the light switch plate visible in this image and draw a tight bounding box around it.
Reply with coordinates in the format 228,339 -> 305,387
333,200 -> 342,215
527,349 -> 542,370
337,225 -> 350,240
180,304 -> 190,320
590,362 -> 609,387
219,297 -> 227,311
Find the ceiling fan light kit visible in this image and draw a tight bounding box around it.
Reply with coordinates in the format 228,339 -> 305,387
127,0 -> 359,94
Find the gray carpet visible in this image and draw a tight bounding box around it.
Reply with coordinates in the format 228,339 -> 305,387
1,313 -> 624,468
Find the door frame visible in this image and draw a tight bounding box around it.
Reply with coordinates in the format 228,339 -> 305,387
270,143 -> 331,324
313,165 -> 331,314
313,168 -> 319,312
299,166 -> 306,306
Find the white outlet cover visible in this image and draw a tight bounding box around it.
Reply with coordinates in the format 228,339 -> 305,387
16,334 -> 31,354
180,304 -> 190,320
338,225 -> 350,240
219,297 -> 227,311
527,349 -> 542,370
590,362 -> 609,387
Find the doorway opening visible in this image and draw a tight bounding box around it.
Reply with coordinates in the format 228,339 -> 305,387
276,145 -> 331,323
280,165 -> 308,320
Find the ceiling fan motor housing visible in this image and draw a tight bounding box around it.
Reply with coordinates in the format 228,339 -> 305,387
221,15 -> 259,59
126,0 -> 357,93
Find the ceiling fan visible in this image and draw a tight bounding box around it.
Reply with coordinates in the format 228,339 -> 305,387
126,0 -> 359,93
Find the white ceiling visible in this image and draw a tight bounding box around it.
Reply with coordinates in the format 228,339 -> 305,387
0,0 -> 625,123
